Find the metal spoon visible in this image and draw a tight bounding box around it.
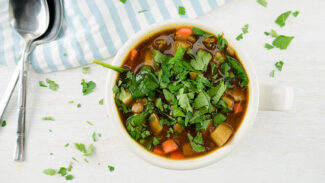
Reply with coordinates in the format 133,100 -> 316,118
8,0 -> 50,161
0,0 -> 63,124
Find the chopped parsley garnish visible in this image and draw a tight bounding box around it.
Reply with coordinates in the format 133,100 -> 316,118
270,70 -> 275,77
257,0 -> 267,7
68,100 -> 74,103
82,66 -> 90,74
108,165 -> 115,172
84,158 -> 89,163
77,103 -> 81,108
72,157 -> 78,162
86,121 -> 94,126
178,6 -> 186,15
272,35 -> 294,50
49,153 -> 54,155
65,174 -> 74,180
236,33 -> 243,41
216,33 -> 228,50
293,11 -> 299,17
43,168 -> 56,176
119,0 -> 127,3
93,60 -> 129,72
236,24 -> 249,41
264,32 -> 270,36
192,27 -> 212,38
49,129 -> 52,132
265,43 -> 274,50
63,53 -> 67,57
58,167 -> 67,176
46,78 -> 59,91
92,132 -> 97,142
153,137 -> 160,146
81,79 -> 96,95
65,143 -> 69,147
275,61 -> 284,71
275,11 -> 292,27
99,99 -> 104,105
271,29 -> 278,37
74,143 -> 95,156
187,132 -> 205,152
138,9 -> 147,13
39,81 -> 47,87
1,120 -> 6,127
42,116 -> 55,121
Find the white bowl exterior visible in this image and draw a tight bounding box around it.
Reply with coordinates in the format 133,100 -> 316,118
105,19 -> 259,170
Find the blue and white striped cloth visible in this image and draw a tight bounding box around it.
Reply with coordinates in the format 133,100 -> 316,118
0,0 -> 227,73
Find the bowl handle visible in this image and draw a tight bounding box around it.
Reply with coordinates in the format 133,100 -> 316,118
259,85 -> 294,111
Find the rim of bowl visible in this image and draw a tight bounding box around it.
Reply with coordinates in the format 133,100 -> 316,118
105,19 -> 259,170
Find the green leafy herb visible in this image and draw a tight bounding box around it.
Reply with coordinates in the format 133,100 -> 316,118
93,60 -> 129,72
1,120 -> 6,127
58,167 -> 67,176
72,157 -> 78,162
46,78 -> 59,91
49,129 -> 52,132
84,158 -> 89,163
68,100 -> 74,103
275,61 -> 284,71
63,53 -> 67,57
99,99 -> 104,105
82,66 -> 90,74
187,132 -> 205,152
86,121 -> 94,126
178,6 -> 185,15
242,24 -> 249,34
193,93 -> 209,109
192,27 -> 212,38
227,56 -> 248,87
293,11 -> 299,17
271,29 -> 278,38
49,153 -> 53,156
43,168 -> 56,176
213,113 -> 226,126
270,70 -> 275,77
92,132 -> 97,142
216,33 -> 228,50
190,49 -> 212,71
138,9 -> 147,13
65,143 -> 69,147
65,174 -> 74,180
272,35 -> 294,50
81,79 -> 96,95
42,116 -> 55,121
153,137 -> 160,146
39,81 -> 47,87
108,165 -> 115,172
236,33 -> 243,41
275,11 -> 292,27
264,32 -> 270,36
120,0 -> 127,3
257,0 -> 267,7
74,143 -> 95,156
265,43 -> 274,50
77,103 -> 81,108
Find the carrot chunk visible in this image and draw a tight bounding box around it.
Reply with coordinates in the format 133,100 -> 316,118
176,27 -> 193,38
233,103 -> 243,114
130,49 -> 138,61
170,151 -> 185,159
153,147 -> 165,156
162,139 -> 178,154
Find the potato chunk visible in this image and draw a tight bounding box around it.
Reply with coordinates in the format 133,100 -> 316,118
131,102 -> 144,113
149,113 -> 162,135
174,41 -> 191,53
221,96 -> 234,109
120,90 -> 133,105
226,89 -> 246,102
210,123 -> 233,146
182,143 -> 196,157
144,50 -> 154,66
189,72 -> 199,80
173,123 -> 184,134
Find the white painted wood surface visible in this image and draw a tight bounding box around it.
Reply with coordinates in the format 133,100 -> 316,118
0,0 -> 324,182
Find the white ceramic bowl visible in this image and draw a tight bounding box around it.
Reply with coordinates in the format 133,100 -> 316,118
105,19 -> 259,170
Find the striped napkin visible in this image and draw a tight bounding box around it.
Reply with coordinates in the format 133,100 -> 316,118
0,0 -> 227,73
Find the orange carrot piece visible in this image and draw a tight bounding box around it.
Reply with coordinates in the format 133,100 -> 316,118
153,147 -> 165,156
170,151 -> 185,159
162,139 -> 178,154
130,49 -> 138,61
233,103 -> 243,114
176,27 -> 192,38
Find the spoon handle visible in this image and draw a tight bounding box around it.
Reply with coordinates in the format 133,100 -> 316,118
14,41 -> 31,161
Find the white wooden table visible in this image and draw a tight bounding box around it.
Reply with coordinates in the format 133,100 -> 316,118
1,0 -> 324,182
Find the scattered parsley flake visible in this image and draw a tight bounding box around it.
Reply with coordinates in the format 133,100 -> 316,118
270,70 -> 275,77
77,103 -> 81,108
84,158 -> 89,163
58,167 -> 67,176
92,132 -> 97,142
120,0 -> 127,3
45,78 -> 59,91
108,165 -> 115,172
99,99 -> 104,105
39,81 -> 47,87
264,32 -> 270,36
1,120 -> 6,127
236,33 -> 243,41
293,11 -> 299,17
72,157 -> 78,162
178,6 -> 185,15
265,43 -> 274,50
43,168 -> 56,176
257,0 -> 267,7
74,143 -> 95,156
68,100 -> 74,103
242,24 -> 249,34
65,143 -> 69,147
65,174 -> 74,180
42,116 -> 55,121
81,79 -> 96,95
49,129 -> 52,132
63,53 -> 67,57
275,61 -> 284,71
49,153 -> 53,155
98,133 -> 102,138
272,35 -> 294,50
86,121 -> 94,126
138,9 -> 147,13
271,29 -> 278,38
275,11 -> 292,27
82,66 -> 90,74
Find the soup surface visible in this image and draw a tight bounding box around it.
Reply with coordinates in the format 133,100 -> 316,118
107,26 -> 249,159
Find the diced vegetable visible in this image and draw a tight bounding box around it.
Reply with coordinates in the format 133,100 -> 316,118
131,102 -> 144,113
227,56 -> 248,87
182,143 -> 196,157
226,89 -> 246,102
233,103 -> 243,114
149,113 -> 162,135
120,89 -> 133,105
174,41 -> 191,53
144,50 -> 154,66
221,96 -> 234,109
189,72 -> 199,80
162,139 -> 178,154
130,49 -> 138,61
153,147 -> 165,156
176,27 -> 193,38
210,123 -> 233,146
93,60 -> 129,72
226,46 -> 235,56
170,151 -> 185,159
174,123 -> 185,134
